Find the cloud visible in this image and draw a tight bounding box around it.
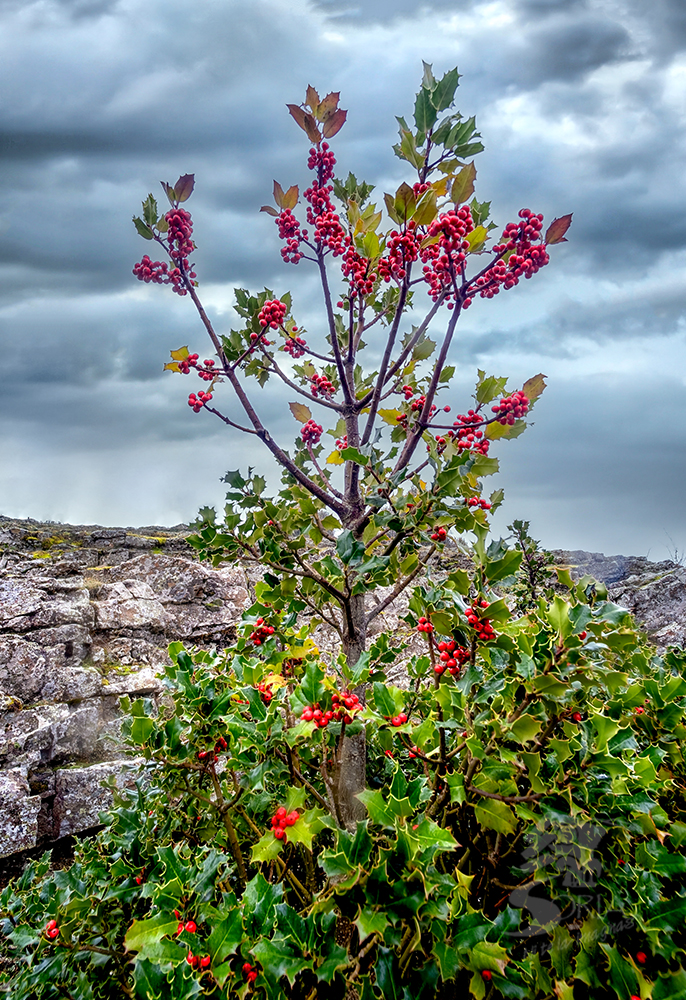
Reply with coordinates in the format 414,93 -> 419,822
0,0 -> 685,556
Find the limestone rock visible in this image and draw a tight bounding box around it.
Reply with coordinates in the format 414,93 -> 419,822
0,769 -> 41,857
52,761 -> 139,839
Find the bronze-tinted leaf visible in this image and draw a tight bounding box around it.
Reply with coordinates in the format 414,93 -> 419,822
160,180 -> 176,205
282,185 -> 299,211
287,104 -> 310,132
303,112 -> 322,143
289,401 -> 312,423
322,108 -> 347,139
260,205 -> 279,217
451,162 -> 476,205
273,180 -> 286,209
318,91 -> 340,121
545,213 -> 573,245
522,373 -> 547,403
305,85 -> 321,113
174,174 -> 195,203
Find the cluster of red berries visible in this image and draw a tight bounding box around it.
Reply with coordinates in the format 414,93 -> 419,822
492,391 -> 529,425
133,255 -> 195,296
310,372 -> 335,397
472,209 -> 549,298
314,208 -> 346,253
341,245 -> 376,297
420,206 -> 475,304
301,690 -> 361,727
335,434 -> 348,450
177,917 -> 197,936
378,221 -> 420,283
385,712 -> 408,727
449,411 -> 490,455
257,681 -> 274,704
178,354 -> 199,372
44,919 -> 59,940
301,419 -> 323,446
276,208 -> 305,264
197,735 -> 227,763
401,384 -> 415,400
188,391 -> 213,413
249,618 -> 276,644
282,331 -> 307,358
258,299 -> 287,329
186,952 -> 211,970
248,331 -> 272,352
435,640 -> 470,676
430,526 -> 448,541
466,600 -> 495,642
270,806 -> 300,841
196,359 -> 215,381
166,208 -> 194,262
417,617 -> 434,634
466,497 -> 492,510
243,961 -> 258,983
410,394 -> 436,416
413,181 -> 431,197
305,181 -> 336,227
308,143 -> 336,184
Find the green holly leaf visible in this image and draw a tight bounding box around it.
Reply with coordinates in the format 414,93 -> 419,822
124,914 -> 179,954
251,831 -> 284,863
473,798 -> 517,835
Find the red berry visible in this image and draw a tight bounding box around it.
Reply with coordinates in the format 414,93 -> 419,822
572,712 -> 582,722
635,706 -> 645,715
185,921 -> 197,934
636,952 -> 647,964
200,955 -> 211,968
481,969 -> 492,981
243,963 -> 253,973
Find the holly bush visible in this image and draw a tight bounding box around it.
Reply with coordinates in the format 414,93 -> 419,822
3,65 -> 686,1000
3,570 -> 686,999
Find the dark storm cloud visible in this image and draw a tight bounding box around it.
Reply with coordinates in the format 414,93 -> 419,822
0,0 -> 685,551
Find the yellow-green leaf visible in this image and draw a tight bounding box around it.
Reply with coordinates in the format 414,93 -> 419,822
289,402 -> 312,423
326,450 -> 344,465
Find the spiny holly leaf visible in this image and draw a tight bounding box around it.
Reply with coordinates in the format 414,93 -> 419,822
164,362 -> 181,373
523,372 -> 547,404
451,162 -> 476,205
305,84 -> 321,112
124,914 -> 179,953
317,91 -> 340,121
133,216 -> 154,240
251,831 -> 284,863
286,104 -> 322,143
431,68 -> 461,112
545,213 -> 573,245
289,401 -> 312,423
473,798 -> 517,835
174,174 -> 195,203
170,346 -> 191,361
142,194 -> 158,227
377,408 -> 403,425
465,225 -> 489,251
323,109 -> 347,139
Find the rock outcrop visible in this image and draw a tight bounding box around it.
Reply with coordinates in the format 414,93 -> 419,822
0,517 -> 248,859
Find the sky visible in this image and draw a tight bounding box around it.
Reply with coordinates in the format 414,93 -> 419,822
0,0 -> 685,558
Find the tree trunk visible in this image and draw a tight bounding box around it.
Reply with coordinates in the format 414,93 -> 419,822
337,591 -> 367,827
